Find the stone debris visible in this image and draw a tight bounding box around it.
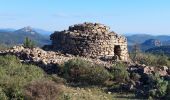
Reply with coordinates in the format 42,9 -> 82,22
0,45 -> 112,68
128,63 -> 169,77
50,22 -> 129,61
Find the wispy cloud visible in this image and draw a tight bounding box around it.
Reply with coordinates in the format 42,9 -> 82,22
0,13 -> 19,20
52,13 -> 71,18
0,13 -> 30,21
52,13 -> 120,18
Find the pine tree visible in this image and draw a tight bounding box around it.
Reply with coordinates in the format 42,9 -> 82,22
132,43 -> 141,61
23,37 -> 35,48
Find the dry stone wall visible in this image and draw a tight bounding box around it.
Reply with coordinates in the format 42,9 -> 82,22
0,46 -> 112,69
50,22 -> 129,61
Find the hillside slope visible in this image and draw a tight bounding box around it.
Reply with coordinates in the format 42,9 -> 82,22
146,46 -> 170,56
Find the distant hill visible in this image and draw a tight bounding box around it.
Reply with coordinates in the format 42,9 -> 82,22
126,34 -> 154,45
0,28 -> 16,32
126,34 -> 170,52
126,34 -> 170,46
128,39 -> 162,52
0,31 -> 17,45
156,35 -> 170,41
141,39 -> 162,46
0,27 -> 50,46
33,28 -> 52,36
162,40 -> 170,45
146,46 -> 170,57
140,39 -> 162,51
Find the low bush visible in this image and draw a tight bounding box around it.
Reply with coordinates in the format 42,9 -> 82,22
0,88 -> 8,100
63,58 -> 111,85
0,55 -> 45,99
165,81 -> 170,99
0,44 -> 8,50
136,74 -> 168,99
48,74 -> 67,84
4,86 -> 24,100
24,80 -> 63,100
148,75 -> 168,98
130,52 -> 170,67
130,72 -> 141,82
110,62 -> 129,83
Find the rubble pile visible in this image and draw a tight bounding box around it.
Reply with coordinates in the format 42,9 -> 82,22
0,46 -> 112,68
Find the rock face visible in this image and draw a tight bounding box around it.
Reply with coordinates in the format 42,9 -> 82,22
50,22 -> 129,61
142,39 -> 162,47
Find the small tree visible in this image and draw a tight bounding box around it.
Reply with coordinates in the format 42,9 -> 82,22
23,37 -> 35,48
131,43 -> 141,61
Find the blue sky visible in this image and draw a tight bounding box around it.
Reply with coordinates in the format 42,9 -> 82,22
0,0 -> 170,35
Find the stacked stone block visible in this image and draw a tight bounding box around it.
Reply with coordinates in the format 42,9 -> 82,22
50,22 -> 129,61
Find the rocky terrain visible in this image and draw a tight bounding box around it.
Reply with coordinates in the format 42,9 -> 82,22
129,63 -> 169,78
1,45 -> 169,79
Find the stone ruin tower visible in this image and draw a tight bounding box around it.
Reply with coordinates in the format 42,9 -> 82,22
50,22 -> 129,61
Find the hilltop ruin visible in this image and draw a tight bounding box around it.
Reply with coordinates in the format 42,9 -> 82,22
50,22 -> 129,61
0,22 -> 130,71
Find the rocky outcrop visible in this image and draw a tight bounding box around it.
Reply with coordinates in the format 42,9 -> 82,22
123,63 -> 170,92
50,22 -> 129,61
142,39 -> 162,47
128,63 -> 169,77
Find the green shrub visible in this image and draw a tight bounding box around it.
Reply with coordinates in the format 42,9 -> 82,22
0,44 -> 8,50
148,75 -> 168,98
130,72 -> 141,82
50,74 -> 66,84
156,56 -> 170,66
165,81 -> 170,99
0,55 -> 45,99
136,74 -> 168,99
23,37 -> 35,48
0,88 -> 8,100
4,86 -> 24,100
130,52 -> 170,67
110,62 -> 129,83
63,58 -> 111,85
24,80 -> 63,100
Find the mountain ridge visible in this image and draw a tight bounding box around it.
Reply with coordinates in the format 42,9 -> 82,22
126,33 -> 170,45
0,27 -> 51,46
